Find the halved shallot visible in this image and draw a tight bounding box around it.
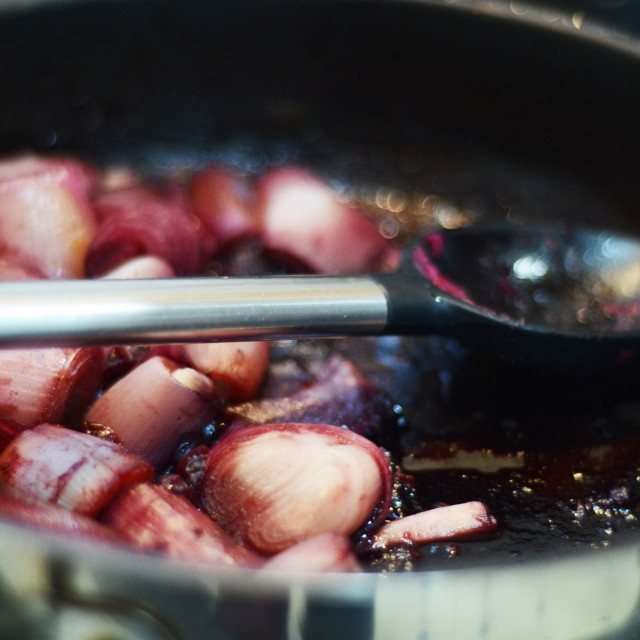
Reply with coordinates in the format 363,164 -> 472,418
83,356 -> 219,467
263,532 -> 361,573
226,355 -> 389,437
100,482 -> 261,567
202,422 -> 392,554
0,347 -> 105,428
0,424 -> 154,515
86,184 -> 213,276
184,341 -> 270,402
190,167 -> 258,250
256,167 -> 400,274
371,501 -> 498,549
0,154 -> 97,278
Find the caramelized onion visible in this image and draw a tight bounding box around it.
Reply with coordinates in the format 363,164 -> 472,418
0,488 -> 126,545
263,532 -> 361,572
101,255 -> 175,279
184,341 -> 270,402
190,167 -> 258,250
203,422 -> 393,554
0,347 -> 105,428
371,502 -> 498,549
256,167 -> 400,274
226,355 -> 388,437
84,356 -> 218,467
0,155 -> 97,278
0,424 -> 154,515
86,184 -> 214,276
100,482 -> 261,567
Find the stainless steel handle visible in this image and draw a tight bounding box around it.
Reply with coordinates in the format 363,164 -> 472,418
0,276 -> 389,347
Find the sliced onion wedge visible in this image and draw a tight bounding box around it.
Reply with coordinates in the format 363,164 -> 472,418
256,167 -> 400,274
84,356 -> 218,467
0,347 -> 105,428
0,154 -> 97,278
100,482 -> 261,567
203,422 -> 392,554
371,501 -> 498,549
184,341 -> 270,402
0,424 -> 154,515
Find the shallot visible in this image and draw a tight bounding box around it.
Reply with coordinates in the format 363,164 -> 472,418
226,354 -> 389,437
84,356 -> 218,467
202,422 -> 393,554
256,167 -> 400,274
0,488 -> 126,546
184,341 -> 270,402
0,347 -> 105,428
86,183 -> 213,276
263,532 -> 361,572
0,155 -> 97,278
371,501 -> 498,548
0,424 -> 154,515
190,167 -> 258,249
101,482 -> 261,567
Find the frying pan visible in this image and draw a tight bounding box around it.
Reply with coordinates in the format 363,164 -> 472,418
2,0 -> 640,639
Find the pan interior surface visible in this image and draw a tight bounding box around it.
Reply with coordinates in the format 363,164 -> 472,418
1,1 -> 640,639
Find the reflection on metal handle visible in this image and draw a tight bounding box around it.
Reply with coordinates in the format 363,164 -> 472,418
0,276 -> 390,347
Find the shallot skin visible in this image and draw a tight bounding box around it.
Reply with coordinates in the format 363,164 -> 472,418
202,422 -> 393,554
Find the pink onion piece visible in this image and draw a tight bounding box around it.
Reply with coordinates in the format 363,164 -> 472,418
0,347 -> 105,428
101,255 -> 176,279
0,424 -> 154,515
84,356 -> 219,467
226,355 -> 388,437
100,482 -> 261,567
0,488 -> 126,546
0,418 -> 27,452
0,155 -> 97,278
86,184 -> 214,277
371,501 -> 498,549
203,422 -> 393,554
190,167 -> 258,250
184,341 -> 270,402
256,167 -> 400,274
263,532 -> 361,572
0,255 -> 42,280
